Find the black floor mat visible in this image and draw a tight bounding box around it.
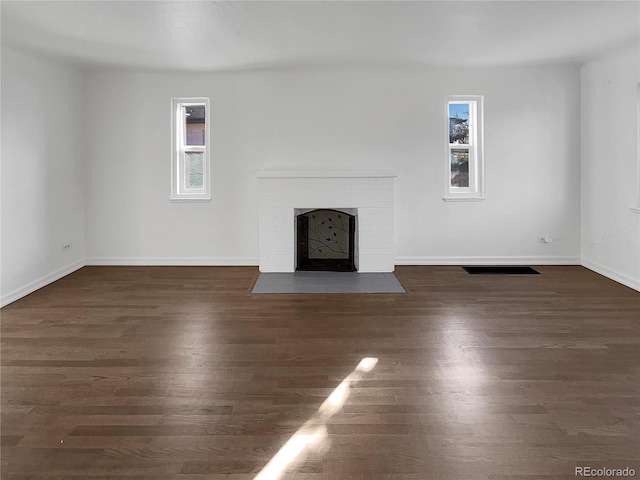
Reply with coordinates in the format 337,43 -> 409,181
463,266 -> 540,275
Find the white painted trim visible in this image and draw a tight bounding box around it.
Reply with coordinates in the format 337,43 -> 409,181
169,198 -> 212,203
442,197 -> 486,202
85,257 -> 259,266
581,258 -> 640,292
636,82 -> 640,212
394,256 -> 580,265
3,257 -> 634,309
0,259 -> 86,308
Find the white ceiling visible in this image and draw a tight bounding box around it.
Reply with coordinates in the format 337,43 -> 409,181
1,1 -> 638,71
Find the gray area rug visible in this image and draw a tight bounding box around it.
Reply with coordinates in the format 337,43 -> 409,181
252,272 -> 406,294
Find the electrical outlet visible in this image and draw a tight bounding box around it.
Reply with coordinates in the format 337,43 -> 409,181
61,243 -> 72,252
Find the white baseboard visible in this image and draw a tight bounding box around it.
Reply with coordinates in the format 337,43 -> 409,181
85,257 -> 259,266
1,259 -> 86,308
394,255 -> 580,265
581,258 -> 640,292
4,256 -> 632,308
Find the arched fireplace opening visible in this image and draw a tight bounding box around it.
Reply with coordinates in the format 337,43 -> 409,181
296,209 -> 356,272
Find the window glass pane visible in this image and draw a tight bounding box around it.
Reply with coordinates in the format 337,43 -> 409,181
450,150 -> 469,188
185,105 -> 206,146
185,152 -> 204,189
449,103 -> 470,144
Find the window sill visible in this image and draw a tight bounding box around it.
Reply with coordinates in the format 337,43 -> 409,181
443,197 -> 486,202
170,197 -> 211,203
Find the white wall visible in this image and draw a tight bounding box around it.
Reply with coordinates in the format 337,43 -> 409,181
85,64 -> 581,266
1,48 -> 86,306
581,44 -> 640,290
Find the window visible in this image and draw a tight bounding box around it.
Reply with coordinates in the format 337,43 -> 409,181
444,95 -> 484,201
171,98 -> 210,201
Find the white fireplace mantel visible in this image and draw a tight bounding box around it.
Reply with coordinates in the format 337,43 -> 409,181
256,169 -> 397,178
256,170 -> 397,273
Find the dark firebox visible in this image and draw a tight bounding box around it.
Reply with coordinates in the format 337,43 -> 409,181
296,209 -> 356,272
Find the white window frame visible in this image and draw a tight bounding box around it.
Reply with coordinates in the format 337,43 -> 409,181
444,95 -> 485,202
171,97 -> 211,201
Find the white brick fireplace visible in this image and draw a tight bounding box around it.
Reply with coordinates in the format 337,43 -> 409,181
256,170 -> 396,273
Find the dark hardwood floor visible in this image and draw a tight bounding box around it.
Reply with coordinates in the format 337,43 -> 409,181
1,265 -> 639,479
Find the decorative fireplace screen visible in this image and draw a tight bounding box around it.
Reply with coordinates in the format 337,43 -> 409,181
296,209 -> 356,272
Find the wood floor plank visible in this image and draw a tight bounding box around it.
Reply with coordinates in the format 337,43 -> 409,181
1,265 -> 639,479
